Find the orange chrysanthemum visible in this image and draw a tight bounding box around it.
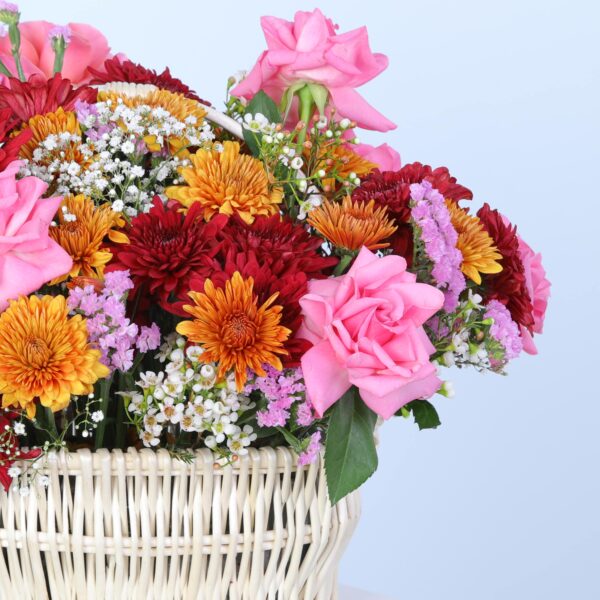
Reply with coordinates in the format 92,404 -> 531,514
166,141 -> 283,224
48,194 -> 128,283
0,295 -> 110,418
176,272 -> 290,391
318,144 -> 377,189
446,200 -> 503,284
17,107 -> 87,167
308,195 -> 397,251
98,87 -> 206,155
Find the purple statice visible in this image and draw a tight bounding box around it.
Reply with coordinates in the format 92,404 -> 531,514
67,270 -> 161,372
298,431 -> 322,467
410,181 -> 466,311
484,300 -> 523,361
0,2 -> 18,14
48,25 -> 72,43
296,401 -> 315,427
75,99 -> 114,141
246,366 -> 306,428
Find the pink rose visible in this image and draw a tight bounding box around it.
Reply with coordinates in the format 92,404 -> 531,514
232,9 -> 396,132
517,235 -> 550,355
0,161 -> 72,311
298,247 -> 444,419
0,21 -> 115,85
353,141 -> 401,171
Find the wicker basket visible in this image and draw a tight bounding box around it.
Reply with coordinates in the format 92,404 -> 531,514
0,447 -> 360,599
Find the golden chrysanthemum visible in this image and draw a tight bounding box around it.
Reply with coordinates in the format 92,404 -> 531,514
17,107 -> 88,167
319,145 -> 377,190
446,200 -> 503,284
308,195 -> 397,251
0,295 -> 110,418
98,88 -> 206,154
48,194 -> 128,284
176,272 -> 290,391
166,141 -> 283,224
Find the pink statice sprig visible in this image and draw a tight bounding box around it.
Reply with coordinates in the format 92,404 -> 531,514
68,270 -> 161,372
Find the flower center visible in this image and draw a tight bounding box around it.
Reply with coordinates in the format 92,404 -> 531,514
222,312 -> 256,349
24,336 -> 51,368
62,220 -> 84,235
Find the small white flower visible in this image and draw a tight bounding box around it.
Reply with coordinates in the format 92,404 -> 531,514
120,141 -> 135,154
186,345 -> 204,362
111,199 -> 124,212
13,423 -> 26,436
7,467 -> 21,478
290,156 -> 303,170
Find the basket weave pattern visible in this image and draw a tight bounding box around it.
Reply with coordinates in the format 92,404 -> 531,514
0,447 -> 360,599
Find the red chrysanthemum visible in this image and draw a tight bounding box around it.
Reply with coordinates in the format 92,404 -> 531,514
0,74 -> 97,138
477,203 -> 534,331
0,108 -> 31,170
88,57 -> 209,105
107,198 -> 226,317
0,412 -> 41,491
188,214 -> 338,364
352,162 -> 473,262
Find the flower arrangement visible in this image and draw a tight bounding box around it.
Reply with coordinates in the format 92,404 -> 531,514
0,4 -> 550,504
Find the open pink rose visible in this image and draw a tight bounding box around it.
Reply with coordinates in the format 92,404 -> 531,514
298,247 -> 444,419
354,141 -> 401,171
517,235 -> 550,355
0,21 -> 115,85
232,9 -> 396,132
0,161 -> 72,311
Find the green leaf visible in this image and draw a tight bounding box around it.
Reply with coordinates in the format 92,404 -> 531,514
324,387 -> 378,505
276,426 -> 303,453
306,83 -> 329,115
242,90 -> 282,157
405,400 -> 441,430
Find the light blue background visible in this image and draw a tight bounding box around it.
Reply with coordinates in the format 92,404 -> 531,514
25,0 -> 600,597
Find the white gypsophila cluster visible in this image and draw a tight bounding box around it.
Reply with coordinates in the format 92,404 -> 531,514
19,98 -> 215,216
123,337 -> 257,463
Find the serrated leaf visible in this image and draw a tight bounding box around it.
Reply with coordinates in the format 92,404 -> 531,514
324,387 -> 378,505
406,399 -> 441,430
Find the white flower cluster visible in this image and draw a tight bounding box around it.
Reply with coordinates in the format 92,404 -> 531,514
124,336 -> 256,463
19,98 -> 215,216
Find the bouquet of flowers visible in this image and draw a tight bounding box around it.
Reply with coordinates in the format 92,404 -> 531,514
0,4 -> 550,504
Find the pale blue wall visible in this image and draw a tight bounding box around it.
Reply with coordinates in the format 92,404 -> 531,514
26,0 -> 600,597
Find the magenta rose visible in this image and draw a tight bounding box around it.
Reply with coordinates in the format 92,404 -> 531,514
517,235 -> 550,354
0,161 -> 72,311
231,9 -> 395,132
298,247 -> 444,419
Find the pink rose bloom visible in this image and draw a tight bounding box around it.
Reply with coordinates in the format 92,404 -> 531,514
298,247 -> 444,419
232,9 -> 396,132
354,141 -> 401,171
517,235 -> 550,355
0,161 -> 72,310
0,21 -> 115,85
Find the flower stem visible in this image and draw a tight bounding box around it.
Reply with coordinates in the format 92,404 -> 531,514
94,375 -> 113,449
0,58 -> 12,78
8,23 -> 25,81
296,85 -> 315,150
52,37 -> 66,74
333,253 -> 354,276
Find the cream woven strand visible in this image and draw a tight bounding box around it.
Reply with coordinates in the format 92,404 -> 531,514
0,447 -> 360,599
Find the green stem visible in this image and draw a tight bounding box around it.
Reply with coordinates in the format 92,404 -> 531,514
52,38 -> 66,74
296,85 -> 315,150
0,58 -> 12,78
94,375 -> 113,449
333,253 -> 354,276
8,23 -> 25,81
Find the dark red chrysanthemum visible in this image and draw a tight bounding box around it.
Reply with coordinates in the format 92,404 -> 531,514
0,74 -> 97,138
0,108 -> 31,170
107,198 -> 226,317
352,163 -> 473,262
477,203 -> 534,331
88,57 -> 210,105
188,214 -> 338,364
0,412 -> 41,491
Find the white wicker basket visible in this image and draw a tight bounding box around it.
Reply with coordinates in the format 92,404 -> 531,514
0,447 -> 360,599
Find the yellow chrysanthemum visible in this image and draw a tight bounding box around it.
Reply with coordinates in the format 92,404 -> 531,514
166,141 -> 283,224
0,295 -> 110,418
446,200 -> 503,284
308,195 -> 397,251
18,107 -> 87,168
48,194 -> 128,283
176,272 -> 290,391
98,88 -> 206,155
